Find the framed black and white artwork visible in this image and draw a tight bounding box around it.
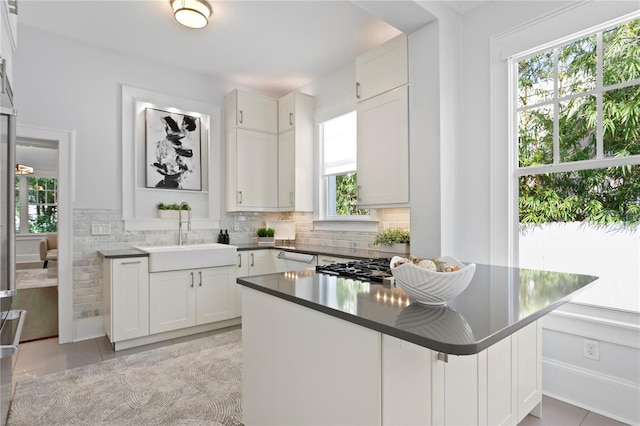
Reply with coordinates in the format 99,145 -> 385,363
145,107 -> 202,191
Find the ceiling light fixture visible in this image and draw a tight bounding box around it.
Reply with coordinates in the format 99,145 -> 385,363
15,164 -> 34,175
171,0 -> 212,29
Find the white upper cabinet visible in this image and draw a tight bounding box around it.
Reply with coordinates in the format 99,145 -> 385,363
356,34 -> 408,102
226,89 -> 278,134
357,85 -> 409,207
277,92 -> 314,211
227,128 -> 278,210
225,89 -> 314,212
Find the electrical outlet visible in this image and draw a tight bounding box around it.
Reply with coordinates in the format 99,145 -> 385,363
233,222 -> 240,232
583,339 -> 600,360
91,224 -> 111,235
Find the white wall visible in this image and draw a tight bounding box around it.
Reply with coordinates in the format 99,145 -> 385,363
14,25 -> 235,210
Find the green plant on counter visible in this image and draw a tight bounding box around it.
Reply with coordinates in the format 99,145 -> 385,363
157,202 -> 190,210
373,228 -> 410,246
256,227 -> 275,238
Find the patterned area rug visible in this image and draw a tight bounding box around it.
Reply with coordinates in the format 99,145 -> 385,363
8,329 -> 242,425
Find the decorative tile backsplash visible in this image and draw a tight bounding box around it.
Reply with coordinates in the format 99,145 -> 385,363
71,207 -> 409,320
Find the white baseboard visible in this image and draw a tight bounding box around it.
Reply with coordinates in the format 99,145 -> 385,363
73,316 -> 105,342
543,358 -> 639,425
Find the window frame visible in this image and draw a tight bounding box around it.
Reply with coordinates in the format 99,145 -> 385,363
15,174 -> 58,235
317,110 -> 375,222
513,19 -> 640,179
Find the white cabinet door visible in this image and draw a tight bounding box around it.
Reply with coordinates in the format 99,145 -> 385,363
357,85 -> 409,207
277,92 -> 314,211
278,91 -> 295,133
356,33 -> 408,102
236,251 -> 249,277
236,90 -> 278,133
196,266 -> 236,325
109,258 -> 149,342
248,249 -> 273,275
236,129 -> 278,208
278,130 -> 295,208
149,270 -> 196,334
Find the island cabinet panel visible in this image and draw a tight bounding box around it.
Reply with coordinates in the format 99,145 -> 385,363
243,287 -> 381,426
516,321 -> 542,420
382,335 -> 432,425
242,285 -> 542,426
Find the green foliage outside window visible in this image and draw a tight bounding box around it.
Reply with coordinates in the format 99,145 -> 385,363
15,176 -> 58,233
335,173 -> 369,216
518,19 -> 640,226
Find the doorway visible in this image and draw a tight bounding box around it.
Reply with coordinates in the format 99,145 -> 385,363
15,124 -> 74,344
14,137 -> 59,341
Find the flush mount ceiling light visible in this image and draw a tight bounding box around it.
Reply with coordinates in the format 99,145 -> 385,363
15,164 -> 34,175
171,0 -> 212,29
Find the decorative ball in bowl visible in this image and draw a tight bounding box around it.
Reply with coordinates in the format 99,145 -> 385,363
390,256 -> 476,305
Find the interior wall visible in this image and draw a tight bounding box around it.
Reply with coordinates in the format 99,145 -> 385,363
13,25 -> 235,210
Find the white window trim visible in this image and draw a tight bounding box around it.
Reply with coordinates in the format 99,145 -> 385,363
489,3 -> 640,268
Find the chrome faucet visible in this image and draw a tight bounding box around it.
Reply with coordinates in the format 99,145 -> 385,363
178,201 -> 191,245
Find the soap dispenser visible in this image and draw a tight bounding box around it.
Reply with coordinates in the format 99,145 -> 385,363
218,230 -> 224,243
223,230 -> 230,244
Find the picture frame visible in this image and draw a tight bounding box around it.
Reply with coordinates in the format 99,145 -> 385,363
145,107 -> 202,191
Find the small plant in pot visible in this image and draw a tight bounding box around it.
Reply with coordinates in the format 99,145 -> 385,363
157,202 -> 190,219
257,227 -> 276,246
373,228 -> 410,254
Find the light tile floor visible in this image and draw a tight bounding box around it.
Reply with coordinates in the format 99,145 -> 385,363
12,328 -> 629,426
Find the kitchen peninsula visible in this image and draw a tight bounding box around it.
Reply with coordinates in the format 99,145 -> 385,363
238,263 -> 598,425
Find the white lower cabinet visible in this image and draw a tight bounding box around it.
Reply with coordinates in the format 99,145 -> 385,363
235,250 -> 274,316
149,266 -> 236,334
103,257 -> 150,343
243,287 -> 542,426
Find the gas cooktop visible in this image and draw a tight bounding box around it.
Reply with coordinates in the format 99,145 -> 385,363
315,258 -> 392,283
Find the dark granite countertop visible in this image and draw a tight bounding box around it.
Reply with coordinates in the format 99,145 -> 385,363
237,264 -> 598,355
99,249 -> 149,259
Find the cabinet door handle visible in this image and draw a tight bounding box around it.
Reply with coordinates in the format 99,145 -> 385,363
238,253 -> 242,268
8,0 -> 17,15
238,191 -> 243,204
289,112 -> 294,126
239,110 -> 243,124
357,185 -> 362,202
356,82 -> 361,99
120,260 -> 141,265
437,353 -> 449,363
250,253 -> 255,267
289,191 -> 294,205
198,271 -> 202,287
190,272 -> 194,288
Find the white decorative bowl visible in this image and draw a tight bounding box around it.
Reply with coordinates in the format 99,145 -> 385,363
390,256 -> 476,305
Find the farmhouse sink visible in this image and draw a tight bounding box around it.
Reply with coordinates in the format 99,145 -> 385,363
137,243 -> 238,272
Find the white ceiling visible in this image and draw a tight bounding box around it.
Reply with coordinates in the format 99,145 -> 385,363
19,0 -> 422,96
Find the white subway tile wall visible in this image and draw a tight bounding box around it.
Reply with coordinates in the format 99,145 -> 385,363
71,208 -> 410,320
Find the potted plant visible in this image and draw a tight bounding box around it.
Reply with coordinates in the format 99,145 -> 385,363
257,227 -> 275,246
157,202 -> 189,219
373,228 -> 410,254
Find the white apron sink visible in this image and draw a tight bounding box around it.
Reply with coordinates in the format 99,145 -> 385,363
137,243 -> 237,272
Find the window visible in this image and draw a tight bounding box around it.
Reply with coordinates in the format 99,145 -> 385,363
513,17 -> 639,311
320,111 -> 369,218
15,176 -> 58,234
